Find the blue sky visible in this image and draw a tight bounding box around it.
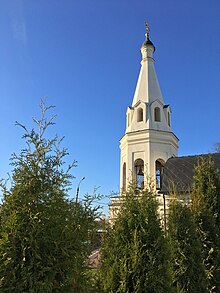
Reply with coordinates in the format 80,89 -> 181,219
1,0 -> 220,214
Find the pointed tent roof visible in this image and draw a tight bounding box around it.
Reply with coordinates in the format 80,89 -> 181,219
132,22 -> 164,107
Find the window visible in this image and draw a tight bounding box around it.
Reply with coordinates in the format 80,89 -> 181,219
137,108 -> 143,122
134,159 -> 144,189
122,163 -> 126,191
154,107 -> 161,122
168,112 -> 170,126
155,160 -> 164,190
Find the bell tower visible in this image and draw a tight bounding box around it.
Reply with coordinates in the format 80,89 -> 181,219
120,22 -> 178,192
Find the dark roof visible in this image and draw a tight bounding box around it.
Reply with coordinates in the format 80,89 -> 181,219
141,37 -> 155,52
161,153 -> 220,194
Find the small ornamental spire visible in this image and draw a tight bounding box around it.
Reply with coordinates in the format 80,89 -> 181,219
145,21 -> 150,39
141,21 -> 155,53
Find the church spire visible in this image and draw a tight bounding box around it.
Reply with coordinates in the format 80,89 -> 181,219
131,21 -> 162,108
115,22 -> 178,216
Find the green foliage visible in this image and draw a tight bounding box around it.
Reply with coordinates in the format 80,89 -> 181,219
85,268 -> 105,293
192,157 -> 220,226
191,157 -> 220,292
168,200 -> 208,292
100,185 -> 172,293
0,100 -> 99,292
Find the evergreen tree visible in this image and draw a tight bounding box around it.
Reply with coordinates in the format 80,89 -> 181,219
191,157 -> 220,292
0,100 -> 99,292
168,200 -> 208,292
100,185 -> 172,293
192,157 -> 220,226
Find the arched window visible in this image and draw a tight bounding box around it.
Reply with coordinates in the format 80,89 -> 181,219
137,108 -> 143,122
154,107 -> 161,122
123,163 -> 126,191
155,159 -> 164,190
168,112 -> 170,126
134,159 -> 144,189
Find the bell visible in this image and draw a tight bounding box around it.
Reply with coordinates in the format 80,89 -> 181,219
137,166 -> 144,176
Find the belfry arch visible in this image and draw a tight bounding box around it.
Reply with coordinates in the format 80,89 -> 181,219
155,159 -> 165,190
122,162 -> 126,191
134,159 -> 144,189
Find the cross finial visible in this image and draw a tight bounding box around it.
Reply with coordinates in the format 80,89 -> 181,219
145,21 -> 150,39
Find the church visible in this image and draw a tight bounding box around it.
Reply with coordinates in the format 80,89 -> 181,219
109,22 -> 220,221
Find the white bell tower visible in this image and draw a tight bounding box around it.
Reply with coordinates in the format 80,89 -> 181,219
120,22 -> 178,192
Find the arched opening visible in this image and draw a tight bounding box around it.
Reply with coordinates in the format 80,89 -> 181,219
122,162 -> 126,191
168,112 -> 170,126
137,108 -> 143,122
134,159 -> 144,189
154,107 -> 161,122
155,159 -> 164,190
